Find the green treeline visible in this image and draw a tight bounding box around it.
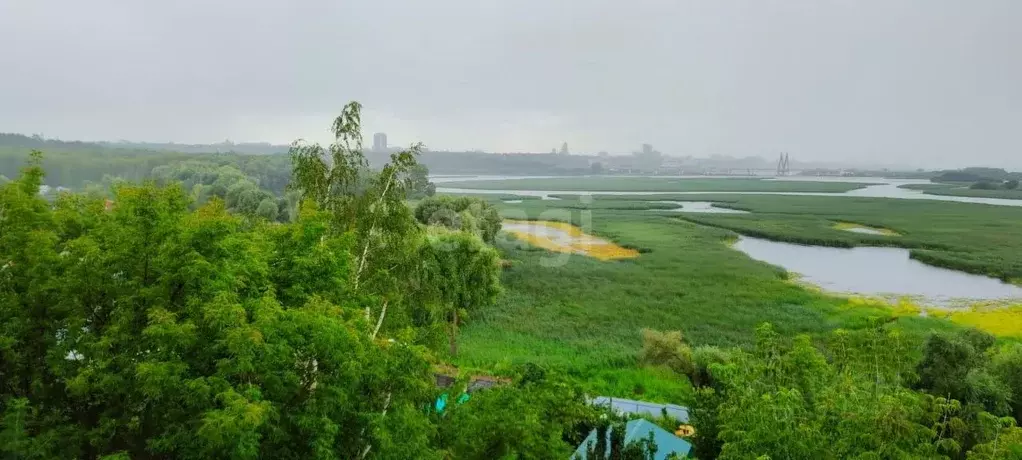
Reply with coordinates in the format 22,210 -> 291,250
0,133 -> 293,193
0,148 -> 291,195
149,160 -> 295,222
932,167 -> 1022,185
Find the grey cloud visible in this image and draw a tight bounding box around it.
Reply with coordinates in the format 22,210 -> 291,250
1,0 -> 1020,168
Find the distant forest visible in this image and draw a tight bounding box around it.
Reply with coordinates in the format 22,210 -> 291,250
932,167 -> 1022,184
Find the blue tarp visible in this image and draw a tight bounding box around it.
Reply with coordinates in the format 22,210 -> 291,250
572,419 -> 693,459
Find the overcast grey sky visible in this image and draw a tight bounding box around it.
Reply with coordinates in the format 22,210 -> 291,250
1,0 -> 1020,168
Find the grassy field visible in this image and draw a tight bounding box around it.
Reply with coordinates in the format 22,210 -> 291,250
899,183 -> 962,191
452,195 -> 973,403
899,183 -> 1022,200
439,176 -> 873,193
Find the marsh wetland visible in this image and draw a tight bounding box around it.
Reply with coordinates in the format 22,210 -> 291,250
442,175 -> 1022,403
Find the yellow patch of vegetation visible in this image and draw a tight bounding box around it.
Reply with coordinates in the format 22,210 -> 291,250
502,220 -> 639,261
842,295 -> 921,317
832,222 -> 901,236
946,305 -> 1022,338
843,295 -> 1022,338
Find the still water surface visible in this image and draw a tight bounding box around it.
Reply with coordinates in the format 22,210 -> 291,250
656,201 -> 749,213
732,236 -> 1022,307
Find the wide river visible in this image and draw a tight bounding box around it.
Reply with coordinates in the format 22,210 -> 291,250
434,175 -> 1022,207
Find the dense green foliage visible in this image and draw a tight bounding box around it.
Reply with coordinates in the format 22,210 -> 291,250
991,344 -> 1022,422
692,324 -> 1022,459
414,196 -> 502,243
441,176 -> 873,192
418,229 -> 502,355
0,159 -> 439,458
151,160 -> 295,222
0,110 -> 590,458
436,374 -> 596,458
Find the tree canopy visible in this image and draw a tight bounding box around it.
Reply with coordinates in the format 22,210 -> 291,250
691,323 -> 1022,460
413,196 -> 502,244
0,156 -> 439,458
0,108 -> 585,459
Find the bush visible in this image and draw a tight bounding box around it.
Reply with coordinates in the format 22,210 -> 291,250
414,196 -> 501,243
255,197 -> 278,220
639,329 -> 694,378
691,346 -> 731,388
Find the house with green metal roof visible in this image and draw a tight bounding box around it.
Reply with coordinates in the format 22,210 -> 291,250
572,419 -> 693,459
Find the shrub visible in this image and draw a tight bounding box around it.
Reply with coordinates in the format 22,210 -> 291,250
639,329 -> 695,378
414,196 -> 501,243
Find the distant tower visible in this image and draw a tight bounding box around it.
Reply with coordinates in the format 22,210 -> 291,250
776,152 -> 791,176
560,142 -> 569,155
372,133 -> 388,152
642,143 -> 654,155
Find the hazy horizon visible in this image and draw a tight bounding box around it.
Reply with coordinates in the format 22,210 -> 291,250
2,1 -> 1020,169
